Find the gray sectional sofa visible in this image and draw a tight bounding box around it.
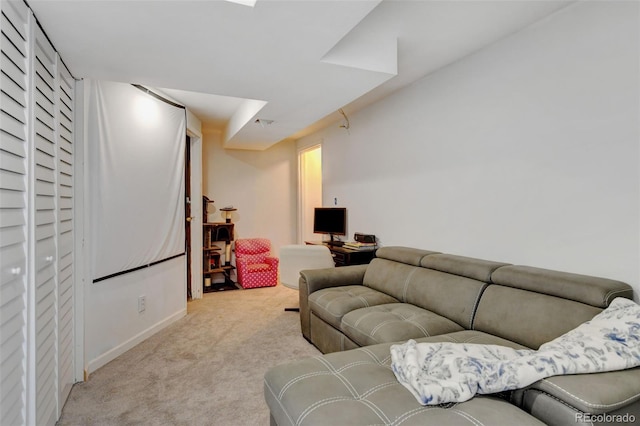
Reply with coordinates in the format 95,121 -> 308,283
264,247 -> 639,425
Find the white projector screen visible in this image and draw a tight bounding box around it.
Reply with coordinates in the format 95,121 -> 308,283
88,80 -> 186,282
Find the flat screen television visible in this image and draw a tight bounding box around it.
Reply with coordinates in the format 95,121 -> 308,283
313,207 -> 347,243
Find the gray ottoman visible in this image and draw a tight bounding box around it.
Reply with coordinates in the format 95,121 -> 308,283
264,335 -> 545,426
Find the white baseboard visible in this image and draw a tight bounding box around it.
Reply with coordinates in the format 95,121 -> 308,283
87,308 -> 187,375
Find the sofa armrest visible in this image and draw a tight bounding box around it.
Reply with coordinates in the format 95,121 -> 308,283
529,368 -> 640,414
298,265 -> 368,341
300,264 -> 368,295
513,367 -> 640,424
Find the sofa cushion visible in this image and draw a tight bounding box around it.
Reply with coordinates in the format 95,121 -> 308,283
473,285 -> 602,349
308,285 -> 398,330
310,313 -> 359,354
414,329 -> 529,348
362,258 -> 421,301
264,339 -> 545,426
403,268 -> 488,330
363,254 -> 507,330
341,303 -> 465,346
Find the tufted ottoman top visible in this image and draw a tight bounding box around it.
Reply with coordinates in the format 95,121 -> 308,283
264,337 -> 544,426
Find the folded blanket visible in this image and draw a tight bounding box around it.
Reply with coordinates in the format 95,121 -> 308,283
390,297 -> 640,405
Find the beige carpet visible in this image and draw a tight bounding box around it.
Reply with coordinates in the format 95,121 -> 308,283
58,284 -> 321,426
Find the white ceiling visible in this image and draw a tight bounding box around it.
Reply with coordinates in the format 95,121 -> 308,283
29,0 -> 572,150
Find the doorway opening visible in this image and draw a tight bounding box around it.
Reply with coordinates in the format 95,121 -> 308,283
298,144 -> 322,243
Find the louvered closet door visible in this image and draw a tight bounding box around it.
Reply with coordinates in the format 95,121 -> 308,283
2,3 -> 76,424
33,24 -> 58,426
0,1 -> 30,425
56,62 -> 74,410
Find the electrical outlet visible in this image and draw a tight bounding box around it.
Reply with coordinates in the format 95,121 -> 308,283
138,295 -> 146,313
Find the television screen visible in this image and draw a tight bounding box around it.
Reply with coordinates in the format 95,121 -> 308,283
313,207 -> 347,236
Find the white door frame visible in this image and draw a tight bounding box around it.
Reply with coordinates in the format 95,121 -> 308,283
187,130 -> 203,299
73,80 -> 87,382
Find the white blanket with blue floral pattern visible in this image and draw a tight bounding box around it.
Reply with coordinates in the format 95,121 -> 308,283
390,297 -> 640,405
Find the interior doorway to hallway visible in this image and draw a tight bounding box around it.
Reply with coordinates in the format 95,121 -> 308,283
298,144 -> 323,243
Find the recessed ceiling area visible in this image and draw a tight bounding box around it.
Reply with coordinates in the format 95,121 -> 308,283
28,0 -> 573,150
158,88 -> 247,131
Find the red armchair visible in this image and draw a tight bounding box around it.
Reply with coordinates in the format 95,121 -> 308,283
235,238 -> 279,289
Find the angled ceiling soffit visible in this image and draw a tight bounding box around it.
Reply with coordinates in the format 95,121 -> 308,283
223,98 -> 268,144
321,31 -> 398,77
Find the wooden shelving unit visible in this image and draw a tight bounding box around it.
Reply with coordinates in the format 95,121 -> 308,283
203,223 -> 237,291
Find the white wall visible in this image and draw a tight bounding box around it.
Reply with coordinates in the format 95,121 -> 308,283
84,258 -> 186,373
80,80 -> 203,374
298,1 -> 640,298
202,130 -> 297,255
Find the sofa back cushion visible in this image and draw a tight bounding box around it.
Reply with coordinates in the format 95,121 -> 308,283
402,268 -> 487,329
490,265 -> 633,308
363,247 -> 439,299
474,286 -> 601,349
363,258 -> 419,301
374,246 -> 439,266
473,265 -> 633,349
420,254 -> 509,283
408,254 -> 509,328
